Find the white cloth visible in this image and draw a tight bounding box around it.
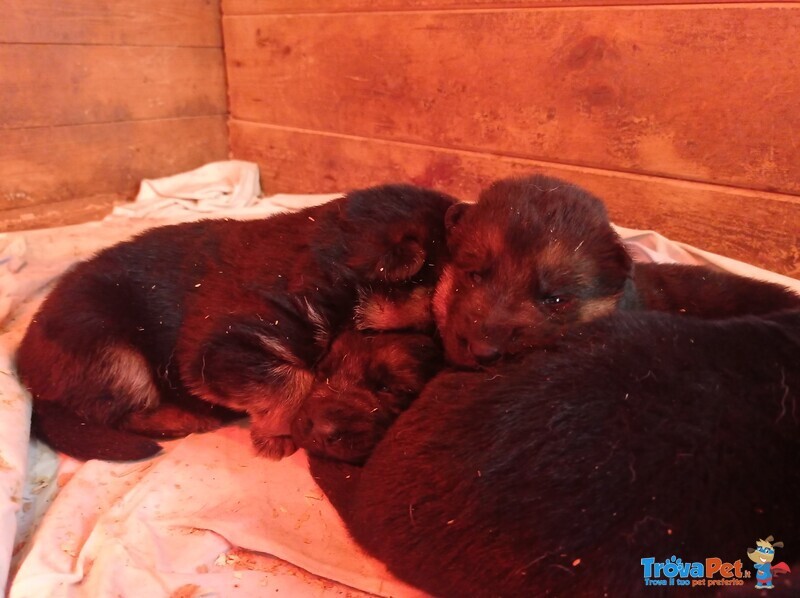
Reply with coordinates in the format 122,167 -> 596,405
116,160 -> 262,218
1,161 -> 799,596
114,159 -> 340,221
11,432 -> 418,598
614,224 -> 800,291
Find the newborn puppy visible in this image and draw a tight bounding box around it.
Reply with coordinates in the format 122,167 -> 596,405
311,309 -> 800,596
292,329 -> 442,464
16,184 -> 455,461
434,175 -> 800,366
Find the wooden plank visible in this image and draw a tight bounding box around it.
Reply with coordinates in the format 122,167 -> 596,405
1,45 -> 226,129
0,0 -> 222,47
223,1 -> 759,15
224,6 -> 800,195
0,116 -> 228,211
0,195 -> 122,233
229,121 -> 800,278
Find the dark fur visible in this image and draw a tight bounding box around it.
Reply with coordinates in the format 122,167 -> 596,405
16,185 -> 455,461
291,329 -> 443,464
311,309 -> 800,596
434,175 -> 800,366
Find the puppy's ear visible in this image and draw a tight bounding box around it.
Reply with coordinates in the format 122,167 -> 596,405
587,232 -> 633,298
444,202 -> 471,232
444,202 -> 472,255
344,233 -> 426,283
368,235 -> 426,282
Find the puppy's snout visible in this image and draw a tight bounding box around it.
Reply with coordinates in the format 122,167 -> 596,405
469,340 -> 501,364
461,314 -> 519,363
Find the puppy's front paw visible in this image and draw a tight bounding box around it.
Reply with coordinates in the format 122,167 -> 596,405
356,286 -> 434,331
252,433 -> 298,460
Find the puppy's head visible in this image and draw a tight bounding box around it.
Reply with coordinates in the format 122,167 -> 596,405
433,175 -> 632,367
340,184 -> 455,283
292,330 -> 442,464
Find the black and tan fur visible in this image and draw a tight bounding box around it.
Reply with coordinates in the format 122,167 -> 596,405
291,329 -> 442,464
312,309 -> 800,597
305,175 -> 800,596
16,184 -> 455,461
433,175 -> 800,366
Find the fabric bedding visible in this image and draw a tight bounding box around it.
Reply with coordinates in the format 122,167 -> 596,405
1,161 -> 798,597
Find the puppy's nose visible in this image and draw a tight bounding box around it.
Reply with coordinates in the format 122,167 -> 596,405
469,340 -> 501,364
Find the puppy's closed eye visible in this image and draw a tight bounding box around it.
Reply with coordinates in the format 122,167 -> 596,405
540,294 -> 573,307
366,366 -> 405,398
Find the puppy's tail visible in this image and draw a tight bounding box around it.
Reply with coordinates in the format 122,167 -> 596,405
32,402 -> 163,461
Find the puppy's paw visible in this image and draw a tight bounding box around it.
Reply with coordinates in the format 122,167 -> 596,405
354,291 -> 397,331
356,286 -> 434,331
122,404 -> 231,438
252,433 -> 298,460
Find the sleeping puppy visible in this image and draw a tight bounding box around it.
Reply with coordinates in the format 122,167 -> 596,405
311,308 -> 800,596
16,184 -> 455,461
291,329 -> 442,464
434,175 -> 800,366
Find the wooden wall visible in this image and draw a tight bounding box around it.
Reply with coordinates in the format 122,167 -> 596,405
0,0 -> 229,231
223,1 -> 800,277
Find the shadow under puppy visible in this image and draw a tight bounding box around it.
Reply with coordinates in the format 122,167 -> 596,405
16,184 -> 455,461
434,174 -> 800,366
311,309 -> 800,596
291,328 -> 443,464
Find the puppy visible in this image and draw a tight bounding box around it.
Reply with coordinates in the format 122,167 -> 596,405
311,309 -> 800,596
16,184 -> 455,461
434,175 -> 800,366
291,329 -> 443,464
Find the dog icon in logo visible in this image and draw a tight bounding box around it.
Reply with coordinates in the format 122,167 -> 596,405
747,536 -> 791,589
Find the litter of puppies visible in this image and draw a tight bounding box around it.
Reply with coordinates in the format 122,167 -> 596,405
13,174 -> 800,596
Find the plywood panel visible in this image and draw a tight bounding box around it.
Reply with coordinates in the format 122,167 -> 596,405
223,1 -> 754,15
229,121 -> 800,277
0,0 -> 222,46
1,45 -> 226,129
224,6 -> 800,195
0,116 -> 228,212
0,195 -> 123,232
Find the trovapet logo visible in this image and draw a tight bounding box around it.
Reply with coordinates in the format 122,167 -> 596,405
640,556 -> 747,588
641,535 -> 792,590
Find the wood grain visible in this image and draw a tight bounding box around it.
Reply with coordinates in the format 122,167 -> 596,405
223,1 -> 757,15
1,45 -> 226,129
1,0 -> 222,46
0,195 -> 122,233
0,116 -> 228,212
229,121 -> 800,277
224,6 -> 800,195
